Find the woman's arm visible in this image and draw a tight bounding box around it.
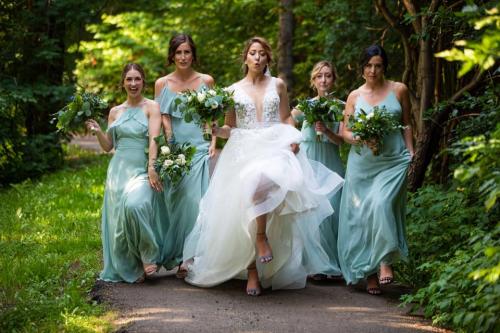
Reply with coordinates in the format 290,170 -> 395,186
147,101 -> 163,192
397,83 -> 415,158
86,107 -> 116,152
213,109 -> 236,139
341,91 -> 361,145
276,78 -> 294,126
315,121 -> 344,145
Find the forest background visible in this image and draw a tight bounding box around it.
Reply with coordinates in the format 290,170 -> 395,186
0,1 -> 498,332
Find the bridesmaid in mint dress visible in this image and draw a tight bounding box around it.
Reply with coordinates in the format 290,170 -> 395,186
86,63 -> 168,283
154,34 -> 216,276
292,60 -> 345,280
338,45 -> 415,295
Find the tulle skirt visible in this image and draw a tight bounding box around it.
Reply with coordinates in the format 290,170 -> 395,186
183,123 -> 344,290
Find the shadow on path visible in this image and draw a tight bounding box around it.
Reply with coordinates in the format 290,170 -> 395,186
92,269 -> 449,333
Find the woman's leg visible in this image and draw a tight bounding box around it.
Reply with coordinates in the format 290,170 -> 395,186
246,261 -> 261,296
255,214 -> 273,263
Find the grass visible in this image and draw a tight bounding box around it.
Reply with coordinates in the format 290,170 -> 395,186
0,145 -> 115,332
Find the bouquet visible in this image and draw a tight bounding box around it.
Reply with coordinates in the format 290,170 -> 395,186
347,106 -> 405,155
153,135 -> 196,186
175,86 -> 235,140
296,96 -> 345,141
54,91 -> 108,133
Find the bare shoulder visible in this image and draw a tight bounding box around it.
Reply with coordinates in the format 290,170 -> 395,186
346,89 -> 361,104
144,99 -> 160,114
200,73 -> 215,87
274,77 -> 287,92
155,76 -> 169,92
391,81 -> 408,95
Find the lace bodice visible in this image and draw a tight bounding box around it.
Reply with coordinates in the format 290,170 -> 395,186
231,77 -> 281,129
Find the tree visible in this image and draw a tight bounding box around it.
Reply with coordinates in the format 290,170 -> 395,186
278,0 -> 295,95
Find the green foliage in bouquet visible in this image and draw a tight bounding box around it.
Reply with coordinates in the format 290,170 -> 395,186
348,106 -> 405,155
54,92 -> 108,133
174,86 -> 235,140
296,96 -> 345,125
153,135 -> 196,186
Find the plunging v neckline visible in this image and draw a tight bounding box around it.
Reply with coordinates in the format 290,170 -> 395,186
359,90 -> 393,108
238,77 -> 274,122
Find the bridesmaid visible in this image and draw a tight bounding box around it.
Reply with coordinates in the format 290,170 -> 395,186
338,45 -> 414,295
291,60 -> 345,280
86,63 -> 168,283
154,34 -> 216,277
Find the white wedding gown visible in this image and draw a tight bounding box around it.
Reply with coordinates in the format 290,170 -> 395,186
183,77 -> 344,290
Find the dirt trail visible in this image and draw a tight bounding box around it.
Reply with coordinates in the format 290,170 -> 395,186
92,269 -> 448,333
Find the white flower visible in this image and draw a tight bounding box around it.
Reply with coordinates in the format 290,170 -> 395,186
164,159 -> 173,167
175,158 -> 183,165
366,113 -> 374,119
187,95 -> 194,103
208,89 -> 216,96
197,92 -> 206,103
210,101 -> 219,109
160,146 -> 170,155
178,154 -> 185,160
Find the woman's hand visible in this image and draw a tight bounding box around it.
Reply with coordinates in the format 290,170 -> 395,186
364,138 -> 377,150
148,167 -> 163,192
314,121 -> 327,134
290,143 -> 300,154
85,119 -> 101,134
208,143 -> 216,158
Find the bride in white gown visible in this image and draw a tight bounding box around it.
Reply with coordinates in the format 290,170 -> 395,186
183,37 -> 344,296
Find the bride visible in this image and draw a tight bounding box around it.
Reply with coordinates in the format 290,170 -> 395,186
182,37 -> 344,296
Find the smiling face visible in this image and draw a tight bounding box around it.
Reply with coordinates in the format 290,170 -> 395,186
313,65 -> 334,95
363,55 -> 385,83
123,68 -> 144,98
245,42 -> 269,74
174,42 -> 194,70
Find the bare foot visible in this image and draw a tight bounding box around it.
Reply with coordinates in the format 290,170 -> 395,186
366,274 -> 381,295
246,267 -> 261,296
143,263 -> 158,277
256,232 -> 273,263
379,264 -> 394,285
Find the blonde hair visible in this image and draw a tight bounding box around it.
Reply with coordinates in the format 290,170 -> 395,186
241,36 -> 273,74
310,60 -> 337,90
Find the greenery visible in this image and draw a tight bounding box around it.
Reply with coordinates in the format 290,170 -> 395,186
154,137 -> 196,186
0,0 -> 498,332
54,92 -> 108,134
0,146 -> 114,332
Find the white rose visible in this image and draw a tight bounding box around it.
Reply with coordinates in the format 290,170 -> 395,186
210,101 -> 219,109
208,89 -> 216,96
197,92 -> 206,103
178,154 -> 185,160
366,113 -> 374,119
175,158 -> 183,165
160,146 -> 170,155
187,95 -> 194,103
164,159 -> 173,167
178,159 -> 186,165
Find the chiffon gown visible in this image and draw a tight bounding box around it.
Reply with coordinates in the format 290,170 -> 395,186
156,83 -> 211,270
298,117 -> 345,276
338,90 -> 411,285
100,105 -> 168,283
183,77 -> 344,290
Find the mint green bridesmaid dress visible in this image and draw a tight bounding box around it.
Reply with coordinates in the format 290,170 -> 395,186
156,85 -> 211,269
298,116 -> 345,276
100,106 -> 168,283
338,91 -> 411,285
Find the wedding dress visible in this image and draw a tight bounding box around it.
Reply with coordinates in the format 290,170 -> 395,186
183,77 -> 344,290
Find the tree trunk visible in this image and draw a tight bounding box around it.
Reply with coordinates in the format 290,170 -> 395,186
278,0 -> 295,97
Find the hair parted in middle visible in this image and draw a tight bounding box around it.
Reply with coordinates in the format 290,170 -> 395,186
309,60 -> 337,90
241,36 -> 273,74
168,33 -> 197,66
121,63 -> 146,91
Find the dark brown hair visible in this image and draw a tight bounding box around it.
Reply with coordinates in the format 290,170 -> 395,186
241,36 -> 273,74
168,34 -> 197,66
121,63 -> 146,90
359,45 -> 388,74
